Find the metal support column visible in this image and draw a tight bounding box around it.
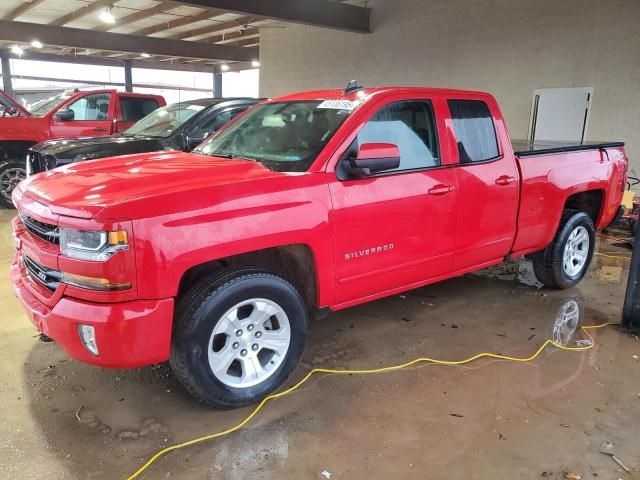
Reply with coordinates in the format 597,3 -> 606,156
213,72 -> 222,98
1,54 -> 13,97
622,222 -> 640,331
123,60 -> 133,92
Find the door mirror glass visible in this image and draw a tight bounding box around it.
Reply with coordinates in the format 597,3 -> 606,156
350,143 -> 400,176
54,108 -> 75,122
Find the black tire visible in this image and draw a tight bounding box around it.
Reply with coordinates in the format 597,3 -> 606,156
170,268 -> 309,408
531,209 -> 595,289
0,160 -> 26,209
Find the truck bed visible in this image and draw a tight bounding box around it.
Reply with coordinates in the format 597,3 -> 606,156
512,140 -> 625,157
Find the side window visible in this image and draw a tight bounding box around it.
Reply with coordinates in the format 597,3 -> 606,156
448,99 -> 499,163
357,100 -> 439,171
66,93 -> 111,121
120,97 -> 159,122
188,108 -> 243,140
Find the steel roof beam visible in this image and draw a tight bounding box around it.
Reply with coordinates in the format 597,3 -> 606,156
171,0 -> 371,33
0,20 -> 257,62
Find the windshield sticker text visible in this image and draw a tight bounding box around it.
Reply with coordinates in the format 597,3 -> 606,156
317,100 -> 359,111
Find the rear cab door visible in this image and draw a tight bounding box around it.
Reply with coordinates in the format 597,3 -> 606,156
444,94 -> 519,270
49,91 -> 115,137
327,92 -> 459,307
115,94 -> 164,133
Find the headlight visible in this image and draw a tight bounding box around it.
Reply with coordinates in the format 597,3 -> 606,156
59,228 -> 128,261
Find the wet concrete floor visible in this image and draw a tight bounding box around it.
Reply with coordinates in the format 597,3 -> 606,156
1,208 -> 639,480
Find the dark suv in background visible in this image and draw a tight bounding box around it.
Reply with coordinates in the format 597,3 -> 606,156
27,97 -> 260,176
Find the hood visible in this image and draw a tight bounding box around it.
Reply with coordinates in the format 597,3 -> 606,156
31,134 -> 168,162
19,151 -> 282,219
0,90 -> 30,117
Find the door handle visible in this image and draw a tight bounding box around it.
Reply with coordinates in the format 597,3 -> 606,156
93,127 -> 108,132
428,184 -> 454,196
495,175 -> 516,186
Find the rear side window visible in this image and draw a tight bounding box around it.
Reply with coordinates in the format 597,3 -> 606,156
120,97 -> 160,122
357,100 -> 440,171
448,100 -> 499,163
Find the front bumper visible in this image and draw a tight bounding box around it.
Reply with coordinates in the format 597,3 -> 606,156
11,259 -> 174,368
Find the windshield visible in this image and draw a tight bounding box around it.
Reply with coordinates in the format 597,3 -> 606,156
195,101 -> 354,172
29,92 -> 73,116
125,102 -> 206,138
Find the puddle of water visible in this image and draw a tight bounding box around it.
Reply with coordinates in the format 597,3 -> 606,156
474,258 -> 543,288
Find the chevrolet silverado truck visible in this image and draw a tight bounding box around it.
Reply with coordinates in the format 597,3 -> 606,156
10,85 -> 627,408
0,89 -> 165,208
26,97 -> 259,176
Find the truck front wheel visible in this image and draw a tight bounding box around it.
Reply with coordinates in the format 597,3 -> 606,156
0,160 -> 26,209
170,268 -> 309,408
531,210 -> 595,289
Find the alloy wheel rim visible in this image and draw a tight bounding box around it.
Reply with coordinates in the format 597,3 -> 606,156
208,298 -> 291,388
562,226 -> 590,277
0,167 -> 26,201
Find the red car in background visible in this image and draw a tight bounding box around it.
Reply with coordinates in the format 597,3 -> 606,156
0,89 -> 165,208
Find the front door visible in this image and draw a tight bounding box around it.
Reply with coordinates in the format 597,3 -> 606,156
329,98 -> 458,306
50,92 -> 113,137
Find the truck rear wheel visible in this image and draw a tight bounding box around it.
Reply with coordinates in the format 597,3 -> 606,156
531,209 -> 595,289
0,160 -> 26,209
170,268 -> 309,408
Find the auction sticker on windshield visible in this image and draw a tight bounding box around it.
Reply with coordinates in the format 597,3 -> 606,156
317,100 -> 360,111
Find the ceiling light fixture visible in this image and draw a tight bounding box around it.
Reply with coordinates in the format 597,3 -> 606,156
31,40 -> 43,49
220,64 -> 230,72
10,45 -> 24,56
99,7 -> 115,24
251,60 -> 260,68
140,53 -> 151,58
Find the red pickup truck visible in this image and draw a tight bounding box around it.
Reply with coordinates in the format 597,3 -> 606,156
10,85 -> 627,408
0,89 -> 165,208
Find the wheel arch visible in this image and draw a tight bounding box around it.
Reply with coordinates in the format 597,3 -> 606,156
0,140 -> 38,161
177,244 -> 320,314
563,189 -> 604,226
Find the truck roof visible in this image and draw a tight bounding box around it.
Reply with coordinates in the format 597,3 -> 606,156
179,97 -> 262,107
271,86 -> 491,102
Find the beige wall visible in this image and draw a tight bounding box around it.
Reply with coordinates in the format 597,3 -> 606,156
260,0 -> 640,172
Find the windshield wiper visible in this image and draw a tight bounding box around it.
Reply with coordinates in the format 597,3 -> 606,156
206,152 -> 257,162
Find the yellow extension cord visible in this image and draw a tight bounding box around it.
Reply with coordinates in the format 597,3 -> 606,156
127,321 -> 618,479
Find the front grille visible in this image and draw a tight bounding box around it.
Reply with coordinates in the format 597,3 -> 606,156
20,213 -> 60,245
23,255 -> 61,292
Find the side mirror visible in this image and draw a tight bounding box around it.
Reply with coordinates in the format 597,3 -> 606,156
350,143 -> 400,176
186,135 -> 206,151
54,108 -> 74,122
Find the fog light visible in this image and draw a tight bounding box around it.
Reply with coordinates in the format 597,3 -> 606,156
78,325 -> 99,356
